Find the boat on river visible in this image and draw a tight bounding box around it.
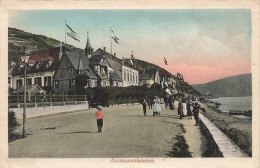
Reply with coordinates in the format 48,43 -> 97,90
229,110 -> 252,117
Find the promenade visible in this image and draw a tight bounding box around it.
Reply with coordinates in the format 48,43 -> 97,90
9,103 -> 202,158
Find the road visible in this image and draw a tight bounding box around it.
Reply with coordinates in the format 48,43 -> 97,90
9,103 -> 201,158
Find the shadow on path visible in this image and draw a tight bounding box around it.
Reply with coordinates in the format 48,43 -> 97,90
57,131 -> 98,134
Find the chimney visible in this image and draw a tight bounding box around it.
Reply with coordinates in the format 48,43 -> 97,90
103,47 -> 106,52
114,53 -> 116,57
59,41 -> 63,60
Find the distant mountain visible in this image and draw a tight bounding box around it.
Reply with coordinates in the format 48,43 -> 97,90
192,74 -> 252,97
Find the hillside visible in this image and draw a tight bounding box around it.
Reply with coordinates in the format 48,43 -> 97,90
8,27 -> 200,95
8,27 -> 79,63
192,74 -> 252,97
8,27 -> 61,63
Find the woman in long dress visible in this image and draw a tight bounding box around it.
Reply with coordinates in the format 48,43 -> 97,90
183,99 -> 187,117
153,97 -> 162,116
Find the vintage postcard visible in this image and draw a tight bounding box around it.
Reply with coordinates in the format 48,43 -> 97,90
0,0 -> 260,168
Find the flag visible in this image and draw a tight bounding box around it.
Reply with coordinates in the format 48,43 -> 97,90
131,51 -> 135,59
130,51 -> 135,65
66,23 -> 80,42
164,57 -> 168,65
111,28 -> 119,44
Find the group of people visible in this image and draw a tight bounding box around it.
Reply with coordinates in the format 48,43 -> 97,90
141,96 -> 162,117
177,99 -> 201,126
95,96 -> 202,133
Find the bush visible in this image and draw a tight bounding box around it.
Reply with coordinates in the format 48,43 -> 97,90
8,111 -> 20,142
167,135 -> 192,157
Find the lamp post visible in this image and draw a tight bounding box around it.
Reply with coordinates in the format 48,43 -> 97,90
20,45 -> 30,138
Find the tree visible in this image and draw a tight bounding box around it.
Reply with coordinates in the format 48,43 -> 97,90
75,73 -> 88,94
8,111 -> 20,142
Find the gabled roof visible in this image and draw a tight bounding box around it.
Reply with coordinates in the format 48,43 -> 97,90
139,72 -> 154,80
139,69 -> 158,80
65,48 -> 97,79
11,46 -> 66,75
14,84 -> 46,94
8,65 -> 16,75
89,55 -> 103,66
93,48 -> 138,70
109,71 -> 122,82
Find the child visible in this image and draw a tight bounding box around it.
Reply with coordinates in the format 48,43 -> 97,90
96,105 -> 104,132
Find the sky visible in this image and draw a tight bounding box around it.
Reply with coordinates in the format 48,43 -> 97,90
9,9 -> 252,84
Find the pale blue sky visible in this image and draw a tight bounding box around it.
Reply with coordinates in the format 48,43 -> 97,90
9,9 -> 252,84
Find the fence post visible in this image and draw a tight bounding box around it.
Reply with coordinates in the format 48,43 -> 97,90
63,92 -> 65,105
35,93 -> 37,107
17,93 -> 20,108
50,93 -> 52,106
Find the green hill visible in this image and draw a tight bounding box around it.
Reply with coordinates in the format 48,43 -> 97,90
8,27 -> 200,95
8,27 -> 61,62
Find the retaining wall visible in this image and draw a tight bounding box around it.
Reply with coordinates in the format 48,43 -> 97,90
9,102 -> 89,119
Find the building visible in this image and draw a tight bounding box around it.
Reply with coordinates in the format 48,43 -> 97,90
8,62 -> 16,90
139,69 -> 160,86
92,48 -> 139,87
11,45 -> 63,91
52,41 -> 98,92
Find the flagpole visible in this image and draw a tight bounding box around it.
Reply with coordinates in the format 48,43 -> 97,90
65,20 -> 67,53
110,27 -> 112,55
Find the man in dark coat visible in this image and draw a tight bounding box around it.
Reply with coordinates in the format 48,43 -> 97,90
192,102 -> 201,126
142,99 -> 147,116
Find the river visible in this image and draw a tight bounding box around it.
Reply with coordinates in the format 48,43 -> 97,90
207,96 -> 252,119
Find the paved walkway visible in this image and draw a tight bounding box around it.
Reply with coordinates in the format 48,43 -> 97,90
9,104 -> 189,158
179,118 -> 202,157
200,113 -> 248,157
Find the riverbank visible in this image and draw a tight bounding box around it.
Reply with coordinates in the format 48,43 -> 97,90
200,103 -> 252,156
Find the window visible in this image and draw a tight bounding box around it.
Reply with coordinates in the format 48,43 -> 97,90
44,76 -> 51,87
124,71 -> 126,81
69,79 -> 75,89
34,77 -> 42,87
127,71 -> 129,81
136,76 -> 138,83
26,78 -> 32,85
16,79 -> 22,89
133,74 -> 135,83
54,81 -> 59,88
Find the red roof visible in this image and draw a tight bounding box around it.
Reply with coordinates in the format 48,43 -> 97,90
12,46 -> 66,75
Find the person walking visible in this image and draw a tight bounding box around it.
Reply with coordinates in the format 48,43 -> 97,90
142,99 -> 147,116
168,95 -> 174,110
187,101 -> 192,119
178,100 -> 184,119
153,97 -> 162,116
164,96 -> 168,109
150,97 -> 155,109
192,102 -> 201,126
96,105 -> 104,132
147,98 -> 151,109
183,99 -> 187,118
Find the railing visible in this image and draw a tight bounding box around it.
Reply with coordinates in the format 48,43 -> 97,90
8,94 -> 88,108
